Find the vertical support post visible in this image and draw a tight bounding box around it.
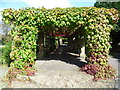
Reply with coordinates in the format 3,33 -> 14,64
79,36 -> 85,60
68,36 -> 73,50
59,38 -> 63,45
80,45 -> 85,59
55,37 -> 59,47
37,32 -> 44,59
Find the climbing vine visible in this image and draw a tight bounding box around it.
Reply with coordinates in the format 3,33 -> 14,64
2,7 -> 119,80
94,1 -> 120,32
94,1 -> 120,53
9,25 -> 38,69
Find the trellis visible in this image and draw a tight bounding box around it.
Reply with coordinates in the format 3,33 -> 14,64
2,7 -> 119,80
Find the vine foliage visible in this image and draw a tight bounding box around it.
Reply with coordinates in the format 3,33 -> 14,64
94,1 -> 120,32
1,7 -> 119,80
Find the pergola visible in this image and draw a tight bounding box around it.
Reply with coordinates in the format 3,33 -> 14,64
2,7 -> 119,80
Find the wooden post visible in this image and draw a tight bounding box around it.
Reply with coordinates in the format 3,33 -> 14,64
80,45 -> 85,59
79,36 -> 85,60
68,36 -> 73,50
37,32 -> 44,59
59,38 -> 63,45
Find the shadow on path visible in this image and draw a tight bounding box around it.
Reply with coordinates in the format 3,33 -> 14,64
110,50 -> 120,62
38,45 -> 86,68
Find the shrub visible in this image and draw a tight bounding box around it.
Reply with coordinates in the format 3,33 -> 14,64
1,41 -> 12,66
81,64 -> 116,81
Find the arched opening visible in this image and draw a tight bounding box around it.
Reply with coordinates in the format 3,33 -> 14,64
36,29 -> 86,67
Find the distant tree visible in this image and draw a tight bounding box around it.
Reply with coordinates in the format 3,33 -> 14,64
94,1 -> 120,11
0,21 -> 11,35
0,21 -> 12,44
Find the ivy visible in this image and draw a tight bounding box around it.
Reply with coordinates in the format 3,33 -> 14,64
1,7 -> 119,80
94,1 -> 120,32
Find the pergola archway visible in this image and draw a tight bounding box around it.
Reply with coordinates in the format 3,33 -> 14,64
37,28 -> 85,60
2,7 -> 119,80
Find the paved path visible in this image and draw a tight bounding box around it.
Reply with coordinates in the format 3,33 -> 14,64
108,53 -> 120,89
108,56 -> 119,75
11,46 -> 120,88
0,46 -> 119,88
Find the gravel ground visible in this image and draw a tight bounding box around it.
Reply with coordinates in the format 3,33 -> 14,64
108,53 -> 120,89
0,46 -> 119,89
0,65 -> 9,90
8,60 -> 116,88
0,59 -> 118,89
